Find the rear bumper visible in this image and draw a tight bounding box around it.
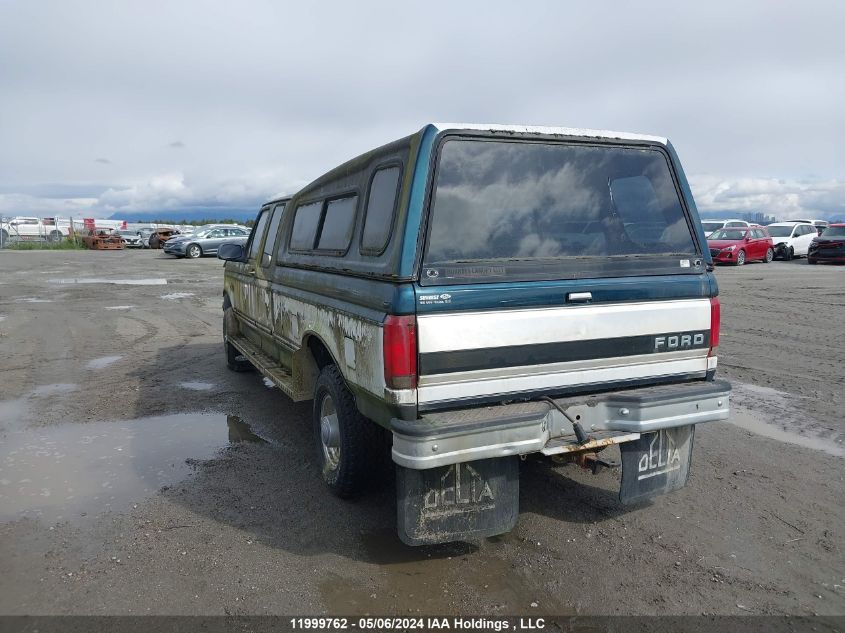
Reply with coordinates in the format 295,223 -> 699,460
391,379 -> 731,469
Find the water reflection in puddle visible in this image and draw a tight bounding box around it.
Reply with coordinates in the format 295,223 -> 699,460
730,409 -> 845,458
729,382 -> 845,458
30,383 -> 78,397
49,278 -> 168,286
160,292 -> 194,300
0,413 -> 264,524
86,356 -> 123,370
180,382 -> 215,391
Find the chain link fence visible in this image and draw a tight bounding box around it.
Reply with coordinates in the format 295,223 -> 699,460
0,215 -> 86,249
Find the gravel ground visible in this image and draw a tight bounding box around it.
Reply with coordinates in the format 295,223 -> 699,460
0,249 -> 842,616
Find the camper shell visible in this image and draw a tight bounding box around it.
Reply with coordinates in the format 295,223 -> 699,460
220,123 -> 731,545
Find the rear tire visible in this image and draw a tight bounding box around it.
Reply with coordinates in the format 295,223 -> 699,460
807,256 -> 817,265
735,250 -> 746,266
0,229 -> 8,245
764,247 -> 773,263
47,230 -> 63,243
313,364 -> 380,498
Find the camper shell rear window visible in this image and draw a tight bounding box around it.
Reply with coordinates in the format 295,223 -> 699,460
421,137 -> 700,285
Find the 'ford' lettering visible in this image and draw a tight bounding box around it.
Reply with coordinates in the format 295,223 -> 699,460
654,332 -> 706,351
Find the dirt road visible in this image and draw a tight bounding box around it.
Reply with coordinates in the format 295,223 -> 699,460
0,250 -> 842,616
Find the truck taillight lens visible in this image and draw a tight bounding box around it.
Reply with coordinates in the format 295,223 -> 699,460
709,297 -> 720,356
383,315 -> 417,390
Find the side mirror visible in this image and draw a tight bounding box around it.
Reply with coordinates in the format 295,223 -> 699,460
217,243 -> 245,262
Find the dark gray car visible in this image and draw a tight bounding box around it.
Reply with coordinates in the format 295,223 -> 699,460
164,225 -> 250,258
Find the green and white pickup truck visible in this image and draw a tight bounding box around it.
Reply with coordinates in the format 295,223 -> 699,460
218,123 -> 731,545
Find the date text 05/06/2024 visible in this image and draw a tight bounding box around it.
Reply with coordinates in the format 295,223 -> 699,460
289,617 -> 546,631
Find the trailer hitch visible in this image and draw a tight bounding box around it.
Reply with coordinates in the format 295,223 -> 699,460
582,452 -> 620,474
539,396 -> 591,445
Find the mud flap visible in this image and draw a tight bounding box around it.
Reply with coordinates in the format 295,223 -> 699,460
619,425 -> 695,505
396,457 -> 519,546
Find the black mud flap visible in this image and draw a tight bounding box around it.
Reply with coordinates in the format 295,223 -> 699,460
396,457 -> 519,546
619,425 -> 695,505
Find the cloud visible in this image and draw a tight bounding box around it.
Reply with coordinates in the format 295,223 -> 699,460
0,193 -> 98,216
690,175 -> 845,220
0,1 -> 842,221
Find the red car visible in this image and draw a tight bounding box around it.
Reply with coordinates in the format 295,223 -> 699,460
707,226 -> 774,265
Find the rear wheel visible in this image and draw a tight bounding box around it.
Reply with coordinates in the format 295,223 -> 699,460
807,256 -> 817,265
764,247 -> 774,263
735,250 -> 746,266
313,364 -> 380,498
0,229 -> 8,245
47,230 -> 63,243
187,244 -> 202,259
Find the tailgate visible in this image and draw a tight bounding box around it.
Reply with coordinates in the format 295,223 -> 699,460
414,283 -> 716,409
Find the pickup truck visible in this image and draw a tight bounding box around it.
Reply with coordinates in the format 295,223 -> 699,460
218,123 -> 731,545
0,216 -> 69,243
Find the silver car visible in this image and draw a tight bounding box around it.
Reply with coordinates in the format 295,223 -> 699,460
117,230 -> 143,248
163,225 -> 250,258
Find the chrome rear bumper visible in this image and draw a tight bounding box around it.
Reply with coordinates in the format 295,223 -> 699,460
391,379 -> 731,469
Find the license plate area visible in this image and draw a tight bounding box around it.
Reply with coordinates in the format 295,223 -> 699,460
619,425 -> 695,504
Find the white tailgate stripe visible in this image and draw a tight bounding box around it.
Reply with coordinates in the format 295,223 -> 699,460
418,357 -> 710,405
417,299 -> 711,353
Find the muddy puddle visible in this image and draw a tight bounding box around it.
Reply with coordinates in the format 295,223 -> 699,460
86,355 -> 123,370
180,382 -> 216,391
730,409 -> 845,458
0,412 -> 264,524
729,382 -> 845,458
160,292 -> 194,300
49,278 -> 168,286
321,530 -> 568,614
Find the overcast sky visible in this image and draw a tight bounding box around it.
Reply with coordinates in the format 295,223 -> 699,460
1,0 -> 843,220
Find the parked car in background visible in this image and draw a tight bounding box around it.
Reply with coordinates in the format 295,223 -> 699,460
81,227 -> 124,250
117,229 -> 143,248
707,226 -> 774,265
766,222 -> 817,260
700,219 -> 751,237
786,219 -> 830,235
0,216 -> 69,242
149,228 -> 180,249
137,228 -> 155,248
808,223 -> 845,264
164,225 -> 250,258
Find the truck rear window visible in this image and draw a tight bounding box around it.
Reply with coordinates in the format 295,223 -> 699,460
422,139 -> 700,284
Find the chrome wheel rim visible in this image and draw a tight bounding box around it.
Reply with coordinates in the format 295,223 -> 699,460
319,394 -> 341,470
189,246 -> 199,258
737,251 -> 745,265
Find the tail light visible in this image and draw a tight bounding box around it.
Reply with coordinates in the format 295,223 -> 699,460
709,297 -> 720,357
383,315 -> 417,389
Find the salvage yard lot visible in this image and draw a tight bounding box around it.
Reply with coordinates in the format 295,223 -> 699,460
0,249 -> 842,615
